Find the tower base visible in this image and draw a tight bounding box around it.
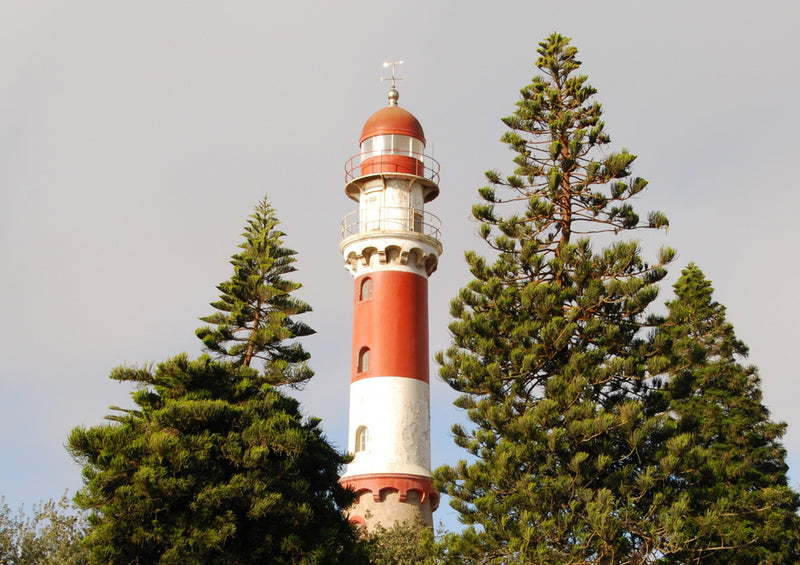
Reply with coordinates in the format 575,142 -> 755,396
341,473 -> 439,531
347,490 -> 435,531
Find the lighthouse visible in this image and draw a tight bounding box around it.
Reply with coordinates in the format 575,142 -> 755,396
338,77 -> 441,530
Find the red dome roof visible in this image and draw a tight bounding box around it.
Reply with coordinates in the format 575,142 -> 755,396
359,106 -> 426,145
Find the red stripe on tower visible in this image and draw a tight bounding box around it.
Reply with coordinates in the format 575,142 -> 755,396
352,271 -> 429,383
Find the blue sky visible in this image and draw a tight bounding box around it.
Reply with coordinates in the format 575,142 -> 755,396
1,1 -> 799,533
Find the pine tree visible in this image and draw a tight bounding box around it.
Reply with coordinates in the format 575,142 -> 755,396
68,355 -> 362,565
196,197 -> 314,387
652,264 -> 800,564
434,33 -> 676,563
68,200 -> 364,564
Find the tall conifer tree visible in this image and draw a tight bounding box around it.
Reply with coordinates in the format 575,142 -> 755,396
69,200 -> 364,564
652,264 -> 800,564
434,33 -> 676,563
68,356 -> 361,564
196,197 -> 314,387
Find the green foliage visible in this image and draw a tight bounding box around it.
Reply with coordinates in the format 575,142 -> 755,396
435,33 -> 675,563
67,199 -> 366,563
0,494 -> 89,565
434,34 -> 800,564
362,517 -> 441,565
68,355 -> 361,564
196,197 -> 314,387
650,264 -> 800,564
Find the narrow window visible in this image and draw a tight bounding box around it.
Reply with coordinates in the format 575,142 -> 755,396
358,347 -> 370,373
355,426 -> 369,453
360,278 -> 373,301
365,194 -> 380,231
413,211 -> 424,233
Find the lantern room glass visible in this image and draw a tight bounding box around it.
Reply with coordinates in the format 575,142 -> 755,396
360,134 -> 424,159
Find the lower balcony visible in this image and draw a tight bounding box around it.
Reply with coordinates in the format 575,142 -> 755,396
341,207 -> 442,242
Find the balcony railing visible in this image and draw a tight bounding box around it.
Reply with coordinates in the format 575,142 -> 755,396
341,206 -> 442,242
344,149 -> 440,184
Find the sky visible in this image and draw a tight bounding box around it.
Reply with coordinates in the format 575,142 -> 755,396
2,1 -> 799,534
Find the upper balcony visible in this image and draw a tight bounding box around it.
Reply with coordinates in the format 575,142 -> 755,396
344,149 -> 440,203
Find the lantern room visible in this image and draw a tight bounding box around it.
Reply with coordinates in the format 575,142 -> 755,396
344,87 -> 440,203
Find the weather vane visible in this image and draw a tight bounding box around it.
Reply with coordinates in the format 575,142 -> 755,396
381,60 -> 406,89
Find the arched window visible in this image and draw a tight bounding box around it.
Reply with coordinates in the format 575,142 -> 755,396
349,515 -> 367,534
355,426 -> 369,453
357,347 -> 370,373
360,277 -> 373,301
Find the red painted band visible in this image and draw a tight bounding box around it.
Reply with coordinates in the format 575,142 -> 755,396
360,155 -> 426,177
340,473 -> 439,510
352,270 -> 429,383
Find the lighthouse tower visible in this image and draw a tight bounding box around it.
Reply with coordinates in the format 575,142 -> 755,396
339,81 -> 441,530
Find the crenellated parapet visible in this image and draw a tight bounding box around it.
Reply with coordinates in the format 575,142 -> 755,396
340,474 -> 440,508
341,240 -> 440,277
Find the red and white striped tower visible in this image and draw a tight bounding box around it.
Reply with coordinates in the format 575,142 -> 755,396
339,80 -> 441,530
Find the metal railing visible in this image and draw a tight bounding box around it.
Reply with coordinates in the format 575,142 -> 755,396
344,149 -> 440,184
341,206 -> 442,242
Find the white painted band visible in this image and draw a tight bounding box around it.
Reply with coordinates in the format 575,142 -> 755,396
342,376 -> 432,479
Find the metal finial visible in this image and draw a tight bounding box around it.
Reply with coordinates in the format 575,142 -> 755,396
381,60 -> 405,106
